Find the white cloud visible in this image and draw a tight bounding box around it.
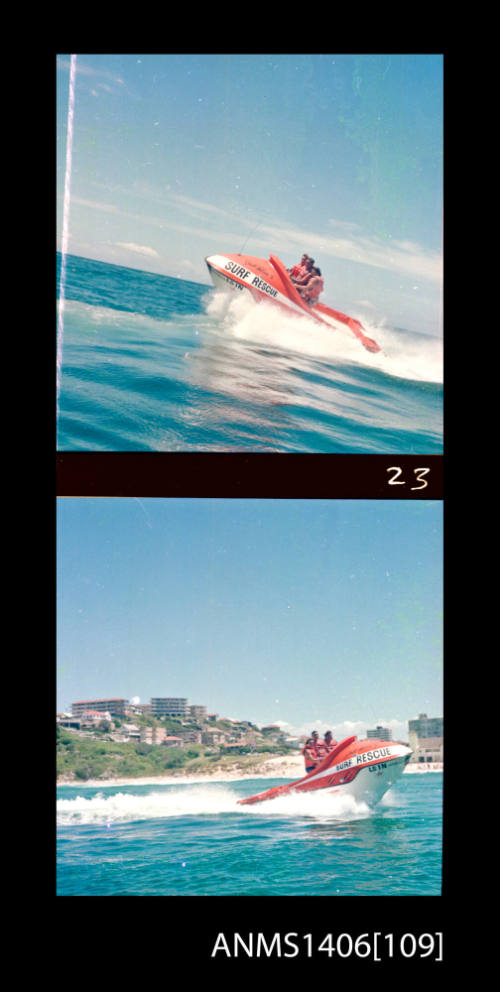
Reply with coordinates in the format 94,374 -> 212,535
165,191 -> 230,217
72,197 -> 121,214
115,242 -> 159,258
256,221 -> 442,284
66,190 -> 441,289
278,716 -> 409,741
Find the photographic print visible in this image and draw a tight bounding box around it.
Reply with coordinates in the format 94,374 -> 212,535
54,53 -> 446,966
56,54 -> 443,453
56,497 -> 443,898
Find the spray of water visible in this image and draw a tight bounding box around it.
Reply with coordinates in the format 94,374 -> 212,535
57,785 -> 242,825
56,54 -> 77,410
204,290 -> 443,385
57,782 -> 373,826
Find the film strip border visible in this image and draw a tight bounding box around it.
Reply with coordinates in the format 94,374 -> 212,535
56,453 -> 443,499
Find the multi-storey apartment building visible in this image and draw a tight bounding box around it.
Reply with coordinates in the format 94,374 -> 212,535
72,698 -> 128,718
140,726 -> 167,744
367,725 -> 393,741
150,697 -> 189,719
408,713 -> 443,764
408,714 -> 443,740
411,737 -> 443,763
202,729 -> 227,746
176,730 -> 203,744
189,705 -> 207,721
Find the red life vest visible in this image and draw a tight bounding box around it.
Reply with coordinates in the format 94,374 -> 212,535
302,743 -> 318,769
314,742 -> 328,762
290,263 -> 309,280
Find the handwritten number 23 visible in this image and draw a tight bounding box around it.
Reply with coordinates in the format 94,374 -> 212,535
387,466 -> 430,490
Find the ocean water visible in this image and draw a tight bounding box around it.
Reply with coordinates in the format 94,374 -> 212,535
56,255 -> 443,454
56,771 -> 442,896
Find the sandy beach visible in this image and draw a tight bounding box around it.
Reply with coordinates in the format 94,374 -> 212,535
58,754 -> 306,789
58,756 -> 443,788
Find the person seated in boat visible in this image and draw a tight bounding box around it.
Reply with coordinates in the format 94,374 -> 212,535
295,266 -> 324,306
323,730 -> 338,752
291,258 -> 314,286
311,729 -> 330,763
289,254 -> 314,283
307,730 -> 337,765
302,738 -> 318,774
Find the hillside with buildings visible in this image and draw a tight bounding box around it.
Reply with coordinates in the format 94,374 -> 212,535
57,696 -> 300,782
57,698 -> 443,783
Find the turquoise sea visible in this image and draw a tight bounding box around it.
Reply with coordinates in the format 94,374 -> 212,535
56,770 -> 442,897
56,254 -> 443,454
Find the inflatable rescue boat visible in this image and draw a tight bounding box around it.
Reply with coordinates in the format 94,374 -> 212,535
205,253 -> 381,354
238,735 -> 412,808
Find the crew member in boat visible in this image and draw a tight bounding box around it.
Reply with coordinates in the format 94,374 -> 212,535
294,265 -> 324,306
302,737 -> 318,774
302,730 -> 337,773
289,254 -> 314,282
323,730 -> 338,752
303,267 -> 324,305
311,729 -> 327,761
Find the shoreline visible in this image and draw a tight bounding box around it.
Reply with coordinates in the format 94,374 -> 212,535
57,756 -> 443,789
57,754 -> 306,789
405,762 -> 443,773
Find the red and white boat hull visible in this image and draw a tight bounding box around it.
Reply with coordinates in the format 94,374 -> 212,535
205,253 -> 381,353
206,253 -> 309,319
238,736 -> 412,809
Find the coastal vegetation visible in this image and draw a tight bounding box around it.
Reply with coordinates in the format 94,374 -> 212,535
56,720 -> 298,783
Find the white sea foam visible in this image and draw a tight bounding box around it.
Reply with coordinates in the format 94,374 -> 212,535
204,290 -> 443,385
57,784 -> 240,825
242,788 -> 372,822
57,781 -> 374,826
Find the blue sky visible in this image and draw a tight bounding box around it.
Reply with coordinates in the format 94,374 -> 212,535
56,53 -> 443,337
57,498 -> 443,741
